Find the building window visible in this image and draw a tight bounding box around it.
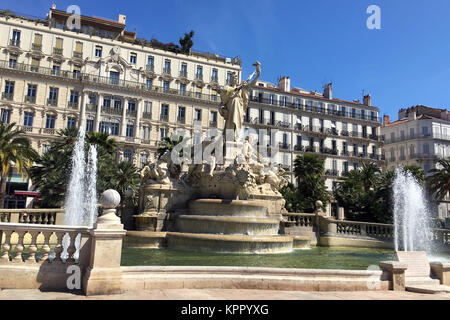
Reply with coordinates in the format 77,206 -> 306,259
161,104 -> 169,116
86,119 -> 94,132
211,68 -> 218,82
210,111 -> 217,123
180,63 -> 187,77
146,78 -> 153,90
23,112 -> 33,127
130,52 -> 137,64
27,84 -> 37,97
147,56 -> 154,68
178,106 -> 186,122
281,96 -> 287,107
140,153 -> 148,168
144,101 -> 152,113
49,87 -> 59,103
110,71 -> 120,85
46,115 -> 56,129
142,126 -> 150,139
4,81 -> 14,100
164,60 -> 171,74
124,149 -> 132,162
103,97 -> 111,108
128,101 -> 136,111
52,62 -> 61,75
67,117 -> 77,128
100,122 -> 119,135
160,127 -> 168,139
126,124 -> 134,137
194,109 -> 202,121
196,65 -> 203,79
163,81 -> 170,92
180,83 -> 186,95
9,54 -> 18,68
69,90 -> 79,103
114,99 -> 122,109
1,109 -> 10,124
73,65 -> 81,78
226,72 -> 232,85
31,57 -> 40,72
95,46 -> 102,58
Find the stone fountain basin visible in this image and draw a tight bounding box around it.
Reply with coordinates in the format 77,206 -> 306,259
176,215 -> 281,235
188,199 -> 269,217
166,232 -> 294,254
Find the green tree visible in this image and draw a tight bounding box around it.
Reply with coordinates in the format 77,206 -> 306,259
0,123 -> 38,208
109,161 -> 140,205
403,165 -> 426,183
30,129 -> 126,208
156,135 -> 184,159
426,158 -> 450,200
291,154 -> 331,212
179,30 -> 194,53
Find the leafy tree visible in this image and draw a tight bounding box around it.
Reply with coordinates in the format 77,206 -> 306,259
426,158 -> 450,200
403,165 -> 426,183
0,123 -> 38,208
156,135 -> 184,159
289,154 -> 331,212
30,129 -> 136,208
179,30 -> 194,53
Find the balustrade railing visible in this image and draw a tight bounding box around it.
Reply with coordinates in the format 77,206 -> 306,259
0,222 -> 90,264
0,209 -> 63,224
282,213 -> 315,228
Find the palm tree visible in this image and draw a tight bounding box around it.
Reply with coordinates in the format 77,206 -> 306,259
86,131 -> 119,155
156,135 -> 183,159
0,123 -> 38,208
426,158 -> 450,200
359,163 -> 381,192
402,165 -> 426,183
109,161 -> 140,207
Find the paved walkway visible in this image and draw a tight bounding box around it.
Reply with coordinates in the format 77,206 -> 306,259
0,289 -> 449,300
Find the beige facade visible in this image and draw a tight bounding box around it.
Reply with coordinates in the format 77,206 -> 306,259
246,78 -> 384,191
0,8 -> 241,169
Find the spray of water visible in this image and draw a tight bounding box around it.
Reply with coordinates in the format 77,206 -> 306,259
62,127 -> 98,259
393,168 -> 433,252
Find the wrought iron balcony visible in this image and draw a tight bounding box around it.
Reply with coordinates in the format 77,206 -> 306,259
47,98 -> 58,106
160,114 -> 169,122
25,95 -> 36,103
177,116 -> 186,124
179,70 -> 187,78
31,43 -> 42,51
2,92 -> 13,101
209,121 -> 217,128
9,39 -> 20,47
163,67 -> 171,75
53,48 -> 63,55
73,51 -> 83,59
142,112 -> 152,119
68,101 -> 78,109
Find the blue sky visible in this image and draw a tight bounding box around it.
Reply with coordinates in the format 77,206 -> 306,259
4,0 -> 450,119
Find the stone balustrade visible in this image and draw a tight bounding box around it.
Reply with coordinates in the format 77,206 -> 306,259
0,209 -> 64,225
0,223 -> 90,264
282,213 -> 315,227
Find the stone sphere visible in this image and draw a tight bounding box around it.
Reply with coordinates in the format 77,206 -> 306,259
315,200 -> 323,208
100,189 -> 121,208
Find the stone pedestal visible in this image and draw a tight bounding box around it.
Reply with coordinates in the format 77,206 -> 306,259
430,262 -> 450,286
82,190 -> 127,296
379,261 -> 408,291
134,213 -> 167,231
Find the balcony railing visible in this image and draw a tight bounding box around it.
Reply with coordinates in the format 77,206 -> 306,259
142,112 -> 152,119
211,76 -> 218,83
409,153 -> 437,160
294,145 -> 304,151
9,39 -> 20,47
25,95 -> 36,103
42,128 -> 55,135
146,64 -> 154,72
31,43 -> 42,51
179,70 -> 187,78
384,133 -> 433,144
325,169 -> 339,176
53,47 -> 63,55
101,107 -> 122,115
160,114 -> 169,122
279,142 -> 291,150
163,67 -> 171,75
73,51 -> 83,59
177,116 -> 186,124
2,92 -> 13,101
250,96 -> 382,123
68,101 -> 78,109
47,98 -> 58,106
126,109 -> 137,117
195,74 -> 203,81
210,121 -> 217,128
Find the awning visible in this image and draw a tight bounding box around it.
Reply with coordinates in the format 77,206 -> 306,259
14,191 -> 40,197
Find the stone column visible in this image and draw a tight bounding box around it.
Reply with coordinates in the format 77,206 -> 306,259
83,189 -> 126,295
337,207 -> 345,220
135,99 -> 142,139
121,98 -> 127,137
94,93 -> 102,132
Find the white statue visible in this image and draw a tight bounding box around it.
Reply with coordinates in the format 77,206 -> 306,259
218,62 -> 261,141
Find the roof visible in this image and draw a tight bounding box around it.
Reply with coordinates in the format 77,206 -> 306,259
384,114 -> 450,127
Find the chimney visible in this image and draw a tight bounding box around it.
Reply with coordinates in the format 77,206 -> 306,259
383,115 -> 390,126
118,14 -> 126,25
363,94 -> 371,106
323,83 -> 332,99
278,76 -> 290,92
408,110 -> 417,121
441,110 -> 449,120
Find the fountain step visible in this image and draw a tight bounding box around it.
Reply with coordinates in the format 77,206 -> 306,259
406,284 -> 450,294
188,199 -> 269,217
166,232 -> 294,254
176,215 -> 281,235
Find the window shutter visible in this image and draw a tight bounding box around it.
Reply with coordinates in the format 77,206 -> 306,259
34,34 -> 42,45
55,38 -> 63,49
75,42 -> 83,53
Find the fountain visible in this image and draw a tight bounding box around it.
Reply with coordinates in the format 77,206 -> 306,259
62,127 -> 98,257
388,168 -> 450,293
393,168 -> 433,252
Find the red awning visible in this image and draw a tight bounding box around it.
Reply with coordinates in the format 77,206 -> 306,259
14,191 -> 40,197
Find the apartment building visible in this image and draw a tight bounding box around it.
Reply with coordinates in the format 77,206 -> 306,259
381,105 -> 450,218
244,77 -> 384,193
0,7 -> 241,207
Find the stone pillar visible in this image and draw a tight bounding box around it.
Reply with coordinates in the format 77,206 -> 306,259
121,98 -> 127,137
135,99 -> 142,139
83,189 -> 126,296
337,207 -> 345,220
379,261 -> 408,291
430,262 -> 450,286
94,93 -> 102,132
